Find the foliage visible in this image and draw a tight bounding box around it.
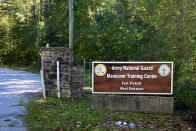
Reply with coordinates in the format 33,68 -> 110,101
0,0 -> 195,109
0,0 -> 37,65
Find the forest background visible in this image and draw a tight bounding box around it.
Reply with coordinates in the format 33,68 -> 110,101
0,0 -> 195,110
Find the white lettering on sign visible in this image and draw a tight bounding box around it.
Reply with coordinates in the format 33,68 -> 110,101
127,74 -> 143,80
144,74 -> 157,79
106,74 -> 126,79
122,81 -> 129,85
120,87 -> 144,91
112,66 -> 122,71
111,66 -> 154,71
140,66 -> 153,70
123,66 -> 140,71
107,74 -> 158,80
129,81 -> 142,85
120,87 -> 129,90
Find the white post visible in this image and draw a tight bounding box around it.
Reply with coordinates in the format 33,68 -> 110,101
40,70 -> 46,99
57,61 -> 61,98
83,58 -> 85,87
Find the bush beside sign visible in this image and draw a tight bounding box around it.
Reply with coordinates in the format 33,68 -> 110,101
92,62 -> 173,95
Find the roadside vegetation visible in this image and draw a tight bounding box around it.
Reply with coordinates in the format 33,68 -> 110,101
22,96 -> 195,130
0,64 -> 39,74
1,0 -> 195,111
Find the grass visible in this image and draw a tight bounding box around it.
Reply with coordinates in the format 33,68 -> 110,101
0,64 -> 39,74
22,96 -> 192,130
84,71 -> 92,87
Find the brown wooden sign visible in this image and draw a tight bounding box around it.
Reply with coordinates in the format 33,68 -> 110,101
92,62 -> 173,95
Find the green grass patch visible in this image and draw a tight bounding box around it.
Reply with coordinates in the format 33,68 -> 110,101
0,64 -> 39,74
83,87 -> 92,91
84,71 -> 92,87
23,96 -> 191,130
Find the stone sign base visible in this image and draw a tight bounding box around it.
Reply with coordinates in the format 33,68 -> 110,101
91,95 -> 174,113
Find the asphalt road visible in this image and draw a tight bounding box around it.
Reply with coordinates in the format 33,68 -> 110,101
0,68 -> 42,131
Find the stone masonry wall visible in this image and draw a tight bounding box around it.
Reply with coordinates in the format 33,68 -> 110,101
42,47 -> 83,98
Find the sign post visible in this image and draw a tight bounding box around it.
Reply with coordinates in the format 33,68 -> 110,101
91,61 -> 174,113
